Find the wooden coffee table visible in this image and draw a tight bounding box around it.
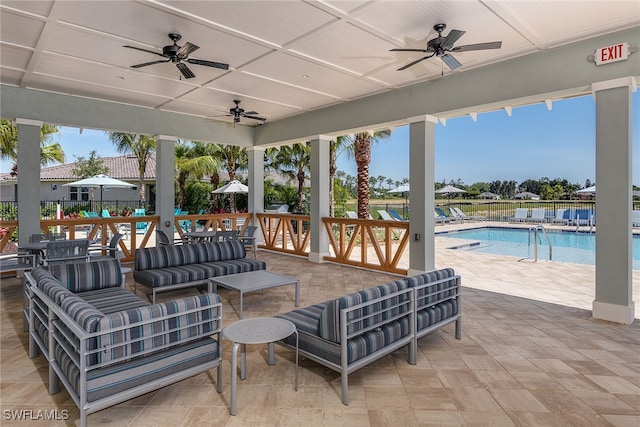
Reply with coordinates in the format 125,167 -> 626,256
210,271 -> 299,319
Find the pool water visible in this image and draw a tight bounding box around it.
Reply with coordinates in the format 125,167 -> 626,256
440,227 -> 640,270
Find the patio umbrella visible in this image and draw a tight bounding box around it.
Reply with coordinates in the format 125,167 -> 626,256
576,185 -> 596,194
436,185 -> 466,204
388,184 -> 410,194
212,180 -> 249,213
63,174 -> 135,211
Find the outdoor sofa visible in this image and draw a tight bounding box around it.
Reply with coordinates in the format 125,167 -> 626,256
275,267 -> 461,405
133,240 -> 266,303
24,258 -> 222,427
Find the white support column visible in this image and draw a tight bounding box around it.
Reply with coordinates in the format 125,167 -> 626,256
247,146 -> 265,243
16,119 -> 43,246
309,135 -> 331,263
591,77 -> 636,324
407,115 -> 438,275
155,135 -> 177,242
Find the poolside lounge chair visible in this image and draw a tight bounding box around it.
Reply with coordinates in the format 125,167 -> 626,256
454,207 -> 486,222
435,207 -> 456,223
527,208 -> 546,223
345,211 -> 358,219
633,210 -> 640,227
449,207 -> 472,222
434,210 -> 450,225
552,209 -> 570,225
574,209 -> 593,226
388,209 -> 405,221
377,210 -> 398,221
510,208 -> 528,222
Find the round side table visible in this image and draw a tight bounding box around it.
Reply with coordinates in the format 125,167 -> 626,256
222,317 -> 298,416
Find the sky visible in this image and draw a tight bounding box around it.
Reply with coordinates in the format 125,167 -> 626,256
2,92 -> 639,187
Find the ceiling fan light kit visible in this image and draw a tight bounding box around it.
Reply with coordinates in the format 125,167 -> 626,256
391,23 -> 502,71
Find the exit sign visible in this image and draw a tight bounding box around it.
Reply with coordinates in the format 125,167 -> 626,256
594,42 -> 629,65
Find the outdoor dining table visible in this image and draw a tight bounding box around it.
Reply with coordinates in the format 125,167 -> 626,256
182,231 -> 218,242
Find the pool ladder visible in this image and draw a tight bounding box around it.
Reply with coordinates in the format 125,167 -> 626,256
528,224 -> 552,261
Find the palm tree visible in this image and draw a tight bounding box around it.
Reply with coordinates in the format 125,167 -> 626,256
329,136 -> 351,217
272,142 -> 311,212
343,129 -> 391,218
174,142 -> 220,209
192,141 -> 224,211
217,145 -> 248,213
108,132 -> 156,208
0,120 -> 64,176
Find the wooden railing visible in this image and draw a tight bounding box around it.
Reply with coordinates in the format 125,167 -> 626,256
322,217 -> 410,275
256,213 -> 310,257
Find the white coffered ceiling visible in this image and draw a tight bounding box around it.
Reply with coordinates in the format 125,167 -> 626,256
1,1 -> 639,127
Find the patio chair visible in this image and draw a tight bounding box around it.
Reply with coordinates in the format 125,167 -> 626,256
510,208 -> 529,222
0,253 -> 36,274
434,210 -> 450,225
345,211 -> 358,219
377,210 -> 398,221
178,210 -> 192,232
238,225 -> 258,259
633,210 -> 640,227
552,209 -> 570,225
101,209 -> 111,218
435,207 -> 455,223
89,233 -> 123,261
449,207 -> 471,222
43,239 -> 89,266
133,208 -> 148,234
527,208 -> 546,223
388,209 -> 405,221
155,229 -> 182,246
574,209 -> 593,226
214,230 -> 238,242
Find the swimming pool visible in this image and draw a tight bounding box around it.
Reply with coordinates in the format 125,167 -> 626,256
440,227 -> 640,270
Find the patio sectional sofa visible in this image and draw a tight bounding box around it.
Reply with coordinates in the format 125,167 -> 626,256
275,267 -> 461,405
24,258 -> 223,427
133,240 -> 266,303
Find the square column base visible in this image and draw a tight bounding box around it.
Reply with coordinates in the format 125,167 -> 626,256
592,300 -> 636,325
308,252 -> 330,263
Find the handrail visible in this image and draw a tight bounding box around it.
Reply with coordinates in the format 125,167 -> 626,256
528,224 -> 552,261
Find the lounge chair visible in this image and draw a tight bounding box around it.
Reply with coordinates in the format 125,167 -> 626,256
552,208 -> 570,225
453,207 -> 486,222
434,210 -> 450,225
574,209 -> 593,226
510,208 -> 528,222
388,209 -> 404,221
345,211 -> 358,219
449,207 -> 472,222
527,208 -> 546,223
633,210 -> 640,227
377,210 -> 398,221
435,207 -> 455,223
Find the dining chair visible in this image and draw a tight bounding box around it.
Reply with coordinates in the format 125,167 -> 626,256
43,240 -> 90,266
89,233 -> 124,261
237,226 -> 258,259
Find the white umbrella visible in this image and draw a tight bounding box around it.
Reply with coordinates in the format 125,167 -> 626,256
436,185 -> 466,195
388,184 -> 410,194
576,185 -> 596,194
212,180 -> 248,213
63,174 -> 135,211
212,180 -> 249,194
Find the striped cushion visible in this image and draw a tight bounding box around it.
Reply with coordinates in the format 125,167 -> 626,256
55,337 -> 219,402
95,293 -> 221,365
134,244 -> 199,270
193,241 -> 246,263
317,280 -> 409,342
133,265 -> 207,288
49,259 -> 122,292
405,268 -> 458,305
77,287 -> 150,314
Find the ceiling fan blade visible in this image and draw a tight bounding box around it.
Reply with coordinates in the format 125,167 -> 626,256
452,41 -> 502,52
397,52 -> 436,71
390,48 -> 429,53
243,111 -> 259,115
441,53 -> 462,70
176,62 -> 196,79
187,58 -> 229,70
440,29 -> 466,50
243,115 -> 266,121
177,42 -> 199,58
123,45 -> 165,57
131,59 -> 171,68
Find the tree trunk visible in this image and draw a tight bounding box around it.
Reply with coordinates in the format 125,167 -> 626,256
329,148 -> 336,217
210,172 -> 220,211
297,170 -> 305,212
354,133 -> 371,219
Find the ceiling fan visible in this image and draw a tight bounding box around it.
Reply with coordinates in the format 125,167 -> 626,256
124,33 -> 229,79
391,23 -> 502,71
225,99 -> 267,124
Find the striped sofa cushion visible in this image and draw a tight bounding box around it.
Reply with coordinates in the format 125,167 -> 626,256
133,265 -> 207,288
95,293 -> 221,365
416,300 -> 459,331
134,244 -> 199,271
55,337 -> 220,403
405,268 -> 458,305
317,279 -> 409,343
193,240 -> 246,263
49,259 -> 123,292
77,287 -> 150,314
